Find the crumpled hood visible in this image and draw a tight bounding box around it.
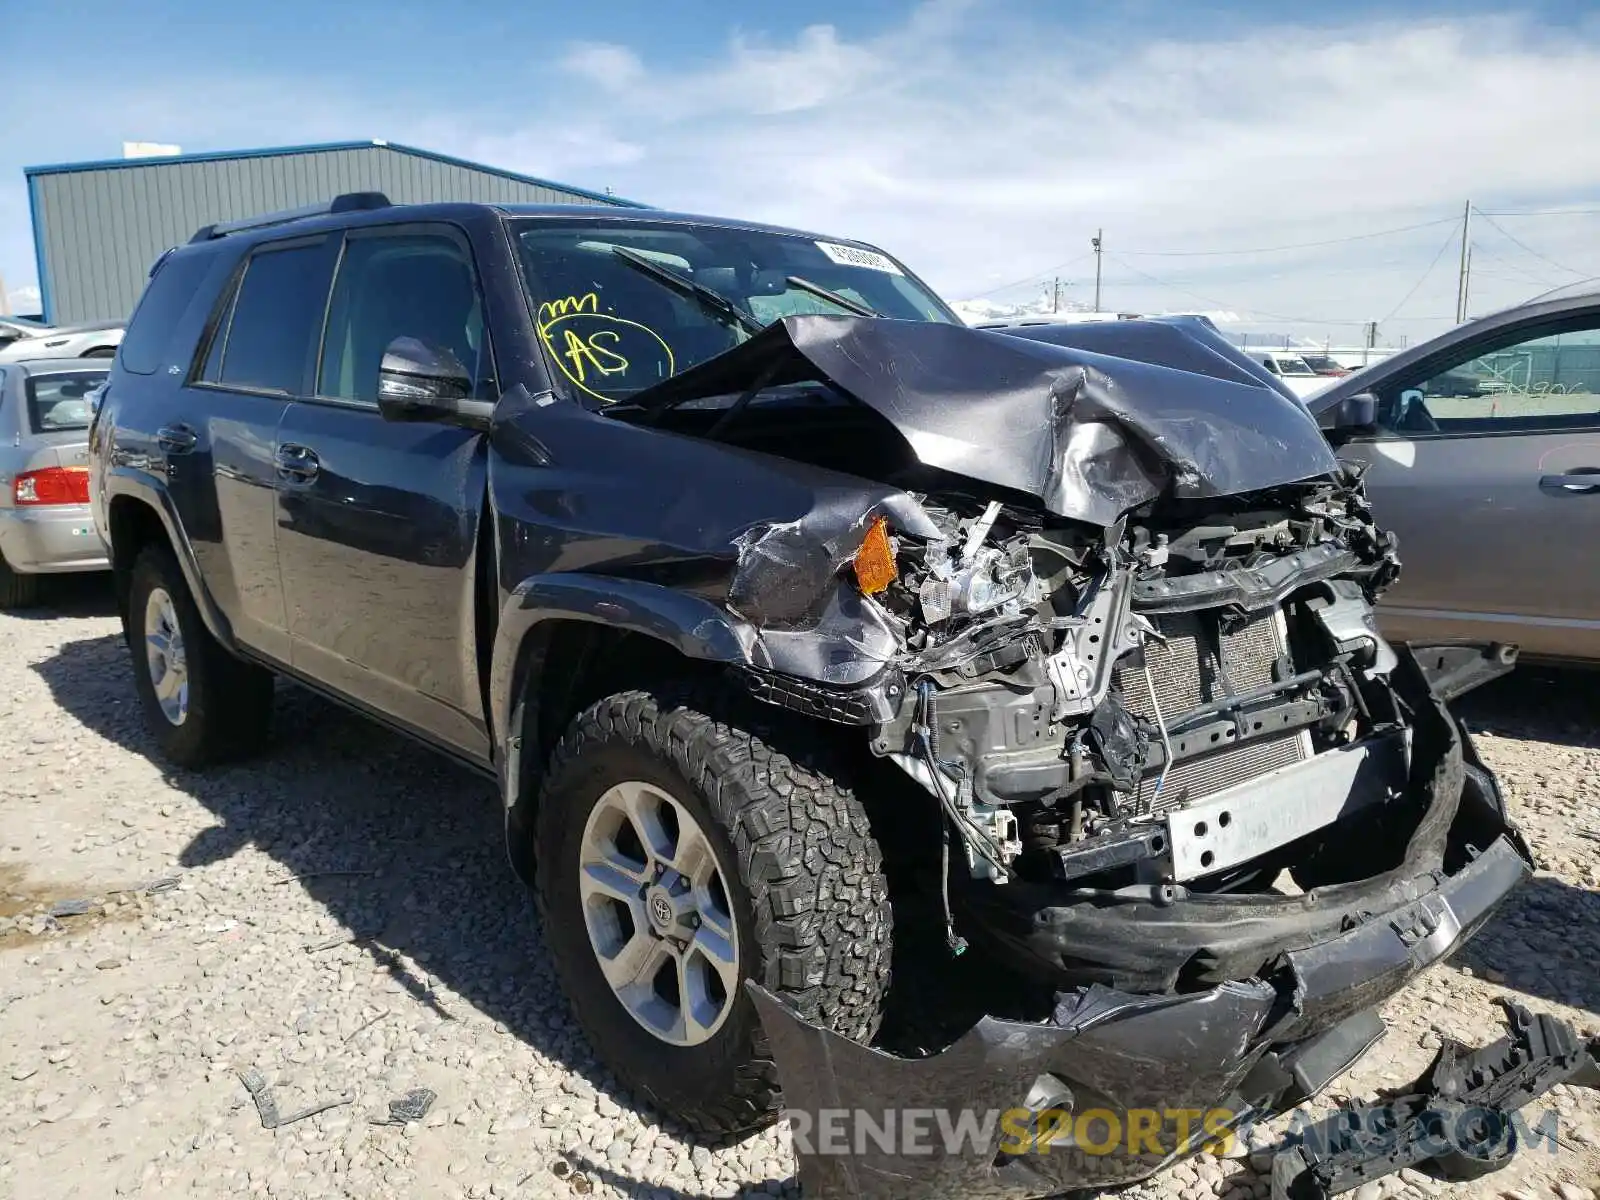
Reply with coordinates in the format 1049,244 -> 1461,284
628,315 -> 1339,526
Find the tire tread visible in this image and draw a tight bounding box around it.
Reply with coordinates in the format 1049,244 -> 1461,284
534,681 -> 891,1136
127,544 -> 273,765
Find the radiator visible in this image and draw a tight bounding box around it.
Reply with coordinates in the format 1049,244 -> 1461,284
1114,607 -> 1313,813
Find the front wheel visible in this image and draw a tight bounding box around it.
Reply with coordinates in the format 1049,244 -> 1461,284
535,685 -> 892,1136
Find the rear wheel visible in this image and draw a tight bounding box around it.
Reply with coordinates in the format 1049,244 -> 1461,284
535,685 -> 892,1136
126,544 -> 274,765
0,553 -> 41,609
82,346 -> 117,359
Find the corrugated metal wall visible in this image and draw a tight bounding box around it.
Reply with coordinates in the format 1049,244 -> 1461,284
29,145 -> 629,324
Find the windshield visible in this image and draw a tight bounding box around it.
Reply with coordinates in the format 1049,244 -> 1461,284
26,371 -> 105,432
1271,354 -> 1316,376
515,219 -> 956,403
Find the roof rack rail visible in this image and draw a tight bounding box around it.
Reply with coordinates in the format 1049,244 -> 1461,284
189,191 -> 392,243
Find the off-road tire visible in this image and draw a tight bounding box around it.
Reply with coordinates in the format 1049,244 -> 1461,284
126,544 -> 274,766
0,553 -> 40,609
535,684 -> 892,1136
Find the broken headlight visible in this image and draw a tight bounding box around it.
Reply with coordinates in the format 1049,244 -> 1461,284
910,501 -> 1040,625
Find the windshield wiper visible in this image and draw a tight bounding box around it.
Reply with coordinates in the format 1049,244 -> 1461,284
785,275 -> 879,318
611,247 -> 764,336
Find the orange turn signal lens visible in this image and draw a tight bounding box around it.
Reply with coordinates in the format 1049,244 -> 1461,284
852,516 -> 898,595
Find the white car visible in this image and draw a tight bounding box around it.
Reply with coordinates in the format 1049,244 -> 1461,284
0,320 -> 123,363
1253,349 -> 1328,399
0,316 -> 50,347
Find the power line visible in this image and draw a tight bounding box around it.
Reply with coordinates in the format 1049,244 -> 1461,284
1467,241 -> 1568,288
1104,252 -> 1368,325
1381,224 -> 1462,324
1475,206 -> 1600,217
1118,216 -> 1461,258
1473,209 -> 1591,278
968,205 -> 1599,301
966,252 -> 1096,298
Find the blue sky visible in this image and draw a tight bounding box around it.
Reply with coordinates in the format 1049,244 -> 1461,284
5,0 -> 1600,340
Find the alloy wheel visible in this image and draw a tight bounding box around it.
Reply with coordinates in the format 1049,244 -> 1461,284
576,780 -> 741,1047
143,586 -> 188,726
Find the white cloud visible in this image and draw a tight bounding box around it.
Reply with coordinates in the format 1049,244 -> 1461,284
3,5 -> 1599,340
3,283 -> 40,316
561,42 -> 647,92
489,8 -> 1600,339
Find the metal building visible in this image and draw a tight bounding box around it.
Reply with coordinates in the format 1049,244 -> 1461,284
24,139 -> 642,325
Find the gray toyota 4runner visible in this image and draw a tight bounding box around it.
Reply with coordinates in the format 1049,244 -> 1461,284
91,195 -> 1594,1200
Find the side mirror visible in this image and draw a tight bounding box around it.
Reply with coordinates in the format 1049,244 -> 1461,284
376,337 -> 473,423
1331,391 -> 1377,429
1318,391 -> 1378,446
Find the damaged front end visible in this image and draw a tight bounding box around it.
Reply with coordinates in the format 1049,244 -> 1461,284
626,316 -> 1546,1198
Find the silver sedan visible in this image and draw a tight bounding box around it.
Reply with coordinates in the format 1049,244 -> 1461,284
0,358 -> 109,607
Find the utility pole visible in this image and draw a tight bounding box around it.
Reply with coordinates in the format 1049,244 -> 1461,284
1091,230 -> 1103,312
1051,276 -> 1063,313
1455,200 -> 1472,324
1365,320 -> 1378,363
0,272 -> 9,316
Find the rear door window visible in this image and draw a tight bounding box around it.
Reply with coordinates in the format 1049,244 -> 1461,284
26,371 -> 106,432
120,249 -> 215,375
209,239 -> 337,395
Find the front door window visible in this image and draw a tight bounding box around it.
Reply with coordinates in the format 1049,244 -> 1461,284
1375,322 -> 1600,436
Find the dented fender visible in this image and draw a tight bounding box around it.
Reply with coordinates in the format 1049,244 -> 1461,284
488,571 -> 753,753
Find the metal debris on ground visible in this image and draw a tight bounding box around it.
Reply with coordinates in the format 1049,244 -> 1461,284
303,932 -> 373,954
369,1086 -> 437,1126
236,1067 -> 353,1130
47,898 -> 95,918
342,1008 -> 390,1042
142,875 -> 181,894
271,869 -> 379,885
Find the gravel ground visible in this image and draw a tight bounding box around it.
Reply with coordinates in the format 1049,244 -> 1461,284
1,577 -> 1597,1200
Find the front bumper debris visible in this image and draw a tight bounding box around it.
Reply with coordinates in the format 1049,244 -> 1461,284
1272,1002 -> 1600,1200
749,830 -> 1535,1200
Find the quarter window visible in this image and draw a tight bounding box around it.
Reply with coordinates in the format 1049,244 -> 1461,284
318,230 -> 495,403
1375,320 -> 1600,436
212,241 -> 335,395
120,249 -> 214,376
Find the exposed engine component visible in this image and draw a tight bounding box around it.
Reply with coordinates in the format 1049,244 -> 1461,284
744,467 -> 1412,894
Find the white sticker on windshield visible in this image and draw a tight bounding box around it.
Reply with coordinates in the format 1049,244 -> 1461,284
814,241 -> 903,275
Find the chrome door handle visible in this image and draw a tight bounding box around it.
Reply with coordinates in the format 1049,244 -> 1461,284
156,424 -> 197,453
1539,470 -> 1600,494
275,443 -> 320,483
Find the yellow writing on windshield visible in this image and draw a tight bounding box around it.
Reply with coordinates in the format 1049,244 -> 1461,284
536,293 -> 676,402
557,327 -> 630,382
537,292 -> 600,327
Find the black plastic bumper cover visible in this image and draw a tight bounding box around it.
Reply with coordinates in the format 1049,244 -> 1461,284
751,831 -> 1533,1200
